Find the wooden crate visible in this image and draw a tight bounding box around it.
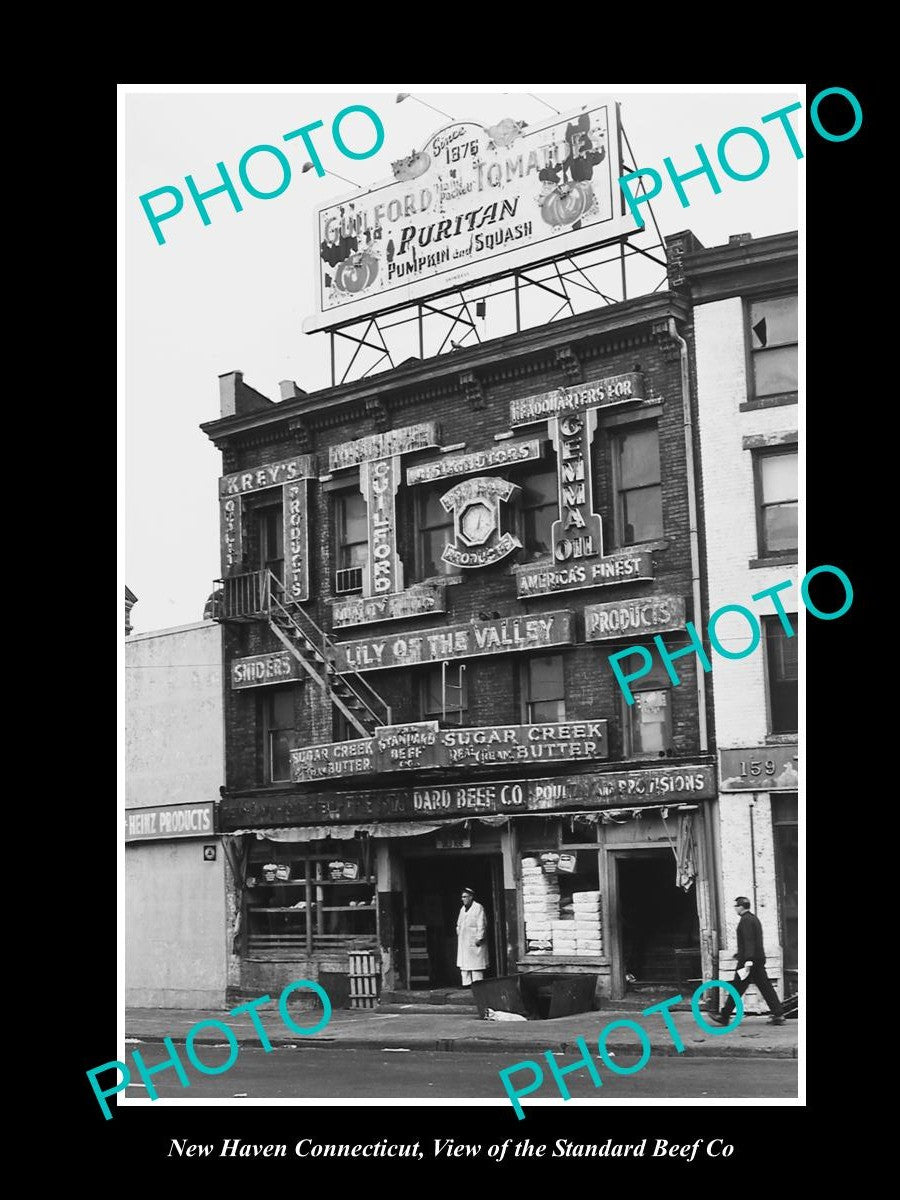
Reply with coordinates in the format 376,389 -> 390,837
348,950 -> 380,1009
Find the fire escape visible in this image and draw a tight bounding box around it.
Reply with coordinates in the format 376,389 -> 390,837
212,569 -> 391,737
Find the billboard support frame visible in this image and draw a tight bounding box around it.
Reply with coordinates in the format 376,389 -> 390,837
320,113 -> 668,387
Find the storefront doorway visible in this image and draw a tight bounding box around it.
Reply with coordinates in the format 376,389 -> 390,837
613,849 -> 700,992
772,793 -> 798,996
402,854 -> 505,988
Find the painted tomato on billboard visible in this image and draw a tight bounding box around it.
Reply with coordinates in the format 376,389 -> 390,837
305,102 -> 630,333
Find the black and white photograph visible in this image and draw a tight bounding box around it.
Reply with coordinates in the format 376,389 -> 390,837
112,81 -> 855,1164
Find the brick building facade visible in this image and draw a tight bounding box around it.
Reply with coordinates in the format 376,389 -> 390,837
202,286 -> 727,1007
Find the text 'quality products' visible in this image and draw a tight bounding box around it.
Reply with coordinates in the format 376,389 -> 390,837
499,980 -> 744,1119
608,565 -> 852,705
86,980 -> 331,1119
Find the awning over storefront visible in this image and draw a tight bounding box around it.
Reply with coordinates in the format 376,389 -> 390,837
228,803 -> 702,841
230,822 -> 443,840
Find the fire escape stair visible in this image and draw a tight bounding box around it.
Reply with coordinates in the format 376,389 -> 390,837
266,589 -> 390,740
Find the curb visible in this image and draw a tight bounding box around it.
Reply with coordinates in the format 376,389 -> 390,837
124,1032 -> 797,1059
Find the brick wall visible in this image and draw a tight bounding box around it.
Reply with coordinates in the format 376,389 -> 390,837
214,303 -> 706,791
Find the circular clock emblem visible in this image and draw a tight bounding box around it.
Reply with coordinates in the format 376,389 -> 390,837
458,500 -> 496,546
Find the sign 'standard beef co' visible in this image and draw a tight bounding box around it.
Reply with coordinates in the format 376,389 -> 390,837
221,766 -> 717,829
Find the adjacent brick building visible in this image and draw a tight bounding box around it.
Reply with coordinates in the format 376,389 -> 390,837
202,289 -> 724,1006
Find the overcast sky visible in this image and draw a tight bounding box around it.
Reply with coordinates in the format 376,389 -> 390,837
122,86 -> 801,634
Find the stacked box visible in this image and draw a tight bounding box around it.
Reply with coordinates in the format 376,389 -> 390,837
522,856 -> 560,952
551,917 -> 577,955
573,890 -> 603,956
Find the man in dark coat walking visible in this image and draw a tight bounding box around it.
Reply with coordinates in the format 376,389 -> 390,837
712,897 -> 785,1025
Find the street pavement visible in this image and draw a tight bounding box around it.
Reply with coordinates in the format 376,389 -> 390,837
125,1002 -> 798,1059
121,1044 -> 798,1100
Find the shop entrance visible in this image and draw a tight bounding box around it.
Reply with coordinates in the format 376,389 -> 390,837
402,855 -> 505,988
613,850 -> 700,993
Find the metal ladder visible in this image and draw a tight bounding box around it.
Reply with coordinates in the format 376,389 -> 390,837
263,571 -> 391,738
441,661 -> 466,723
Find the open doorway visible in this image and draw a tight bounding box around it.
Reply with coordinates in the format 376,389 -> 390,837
615,850 -> 700,990
402,855 -> 505,988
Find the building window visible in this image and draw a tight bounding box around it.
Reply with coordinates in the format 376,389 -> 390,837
749,294 -> 797,398
334,491 -> 367,592
245,838 -> 377,955
522,655 -> 566,724
618,653 -> 673,757
421,663 -> 468,725
521,468 -> 559,558
764,615 -> 798,734
256,504 -> 284,584
333,709 -> 361,742
416,487 -> 455,580
612,424 -> 663,546
262,688 -> 298,783
754,449 -> 798,555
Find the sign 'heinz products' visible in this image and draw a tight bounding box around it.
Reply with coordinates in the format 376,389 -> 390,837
305,104 -> 629,334
333,611 -> 574,672
125,802 -> 216,842
585,595 -> 686,640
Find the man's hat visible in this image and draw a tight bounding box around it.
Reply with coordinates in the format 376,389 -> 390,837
462,886 -> 475,895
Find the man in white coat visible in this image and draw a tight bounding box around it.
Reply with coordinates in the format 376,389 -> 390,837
456,886 -> 489,985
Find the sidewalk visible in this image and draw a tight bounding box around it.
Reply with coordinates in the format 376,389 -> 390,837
125,1003 -> 798,1059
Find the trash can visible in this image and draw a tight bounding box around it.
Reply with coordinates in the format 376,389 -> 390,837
471,973 -> 599,1020
519,972 -> 598,1019
470,975 -> 531,1019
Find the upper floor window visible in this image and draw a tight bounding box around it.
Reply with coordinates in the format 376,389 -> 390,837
764,615 -> 798,734
416,487 -> 455,580
611,424 -> 663,546
334,491 -> 367,593
754,448 -> 798,556
749,295 -> 797,398
617,653 -> 673,758
421,663 -> 468,726
522,655 -> 566,724
262,687 -> 298,783
256,504 -> 284,584
521,469 -> 559,558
